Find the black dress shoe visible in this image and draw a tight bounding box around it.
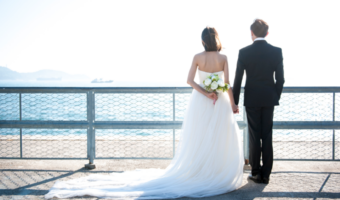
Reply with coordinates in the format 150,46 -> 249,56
262,177 -> 269,184
248,174 -> 263,183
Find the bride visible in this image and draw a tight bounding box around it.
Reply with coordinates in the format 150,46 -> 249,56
45,27 -> 244,199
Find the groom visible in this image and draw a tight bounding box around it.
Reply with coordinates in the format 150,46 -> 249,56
233,19 -> 285,184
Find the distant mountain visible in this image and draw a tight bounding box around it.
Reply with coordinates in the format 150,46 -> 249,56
0,66 -> 90,81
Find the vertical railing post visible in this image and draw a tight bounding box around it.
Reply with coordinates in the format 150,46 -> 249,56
333,92 -> 335,160
92,91 -> 96,160
85,91 -> 96,169
19,93 -> 22,158
173,93 -> 175,157
243,106 -> 249,164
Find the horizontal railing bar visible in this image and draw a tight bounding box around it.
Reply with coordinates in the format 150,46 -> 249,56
273,159 -> 340,161
1,121 -> 339,129
94,121 -> 184,129
1,88 -> 93,93
0,121 -> 247,129
0,121 -> 88,128
282,87 -> 340,93
0,120 -> 340,129
0,87 -> 193,93
273,121 -> 340,129
1,157 -> 338,161
95,157 -> 173,160
0,157 -> 87,160
94,121 -> 247,129
92,88 -> 194,93
1,87 -> 340,93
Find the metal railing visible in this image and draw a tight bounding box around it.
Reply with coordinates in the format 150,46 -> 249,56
0,87 -> 339,165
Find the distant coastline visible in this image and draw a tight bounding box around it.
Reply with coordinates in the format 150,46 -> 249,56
37,77 -> 62,81
0,66 -> 90,81
0,80 -> 188,87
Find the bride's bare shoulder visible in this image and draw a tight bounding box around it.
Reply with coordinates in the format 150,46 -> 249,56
194,51 -> 206,60
218,52 -> 228,60
192,52 -> 206,62
194,51 -> 206,58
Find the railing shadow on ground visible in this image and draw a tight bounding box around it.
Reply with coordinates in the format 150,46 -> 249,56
1,169 -> 339,199
0,168 -> 122,199
231,171 -> 340,200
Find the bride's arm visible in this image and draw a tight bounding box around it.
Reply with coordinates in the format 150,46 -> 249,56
187,55 -> 217,101
223,55 -> 239,113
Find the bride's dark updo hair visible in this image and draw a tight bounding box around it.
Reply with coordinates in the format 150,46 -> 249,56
201,27 -> 222,52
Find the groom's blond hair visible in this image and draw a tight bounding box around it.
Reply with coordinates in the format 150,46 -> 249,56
251,19 -> 269,37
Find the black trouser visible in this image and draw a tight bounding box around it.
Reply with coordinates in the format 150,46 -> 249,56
245,106 -> 274,179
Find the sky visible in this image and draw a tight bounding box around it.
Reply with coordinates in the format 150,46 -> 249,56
0,0 -> 339,86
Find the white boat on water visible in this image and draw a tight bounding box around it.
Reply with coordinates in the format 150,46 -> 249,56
91,78 -> 114,83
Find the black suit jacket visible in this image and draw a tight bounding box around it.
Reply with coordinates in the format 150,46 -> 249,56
233,40 -> 285,107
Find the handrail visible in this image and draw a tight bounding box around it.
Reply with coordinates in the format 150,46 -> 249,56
0,86 -> 339,166
1,86 -> 340,93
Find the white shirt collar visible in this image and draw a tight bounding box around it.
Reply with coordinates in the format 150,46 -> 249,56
254,37 -> 266,41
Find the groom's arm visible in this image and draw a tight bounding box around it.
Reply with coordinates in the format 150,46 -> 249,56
233,50 -> 245,105
275,49 -> 285,100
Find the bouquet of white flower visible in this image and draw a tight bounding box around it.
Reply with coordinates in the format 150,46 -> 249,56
203,74 -> 230,105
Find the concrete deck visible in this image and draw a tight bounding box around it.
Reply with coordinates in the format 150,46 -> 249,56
0,159 -> 340,199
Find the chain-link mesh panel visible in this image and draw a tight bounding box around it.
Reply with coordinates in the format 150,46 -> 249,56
273,129 -> 333,159
175,129 -> 181,151
21,94 -> 86,121
0,129 -> 20,157
235,94 -> 244,121
0,94 -> 19,120
336,130 -> 340,160
175,94 -> 190,121
96,129 -> 173,158
336,93 -> 340,121
239,128 -> 244,144
22,129 -> 87,158
96,94 -> 173,121
274,93 -> 333,121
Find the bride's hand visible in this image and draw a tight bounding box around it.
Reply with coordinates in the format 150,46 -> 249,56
206,92 -> 218,101
232,104 -> 239,114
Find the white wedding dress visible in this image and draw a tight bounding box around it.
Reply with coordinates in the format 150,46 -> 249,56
45,69 -> 244,199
